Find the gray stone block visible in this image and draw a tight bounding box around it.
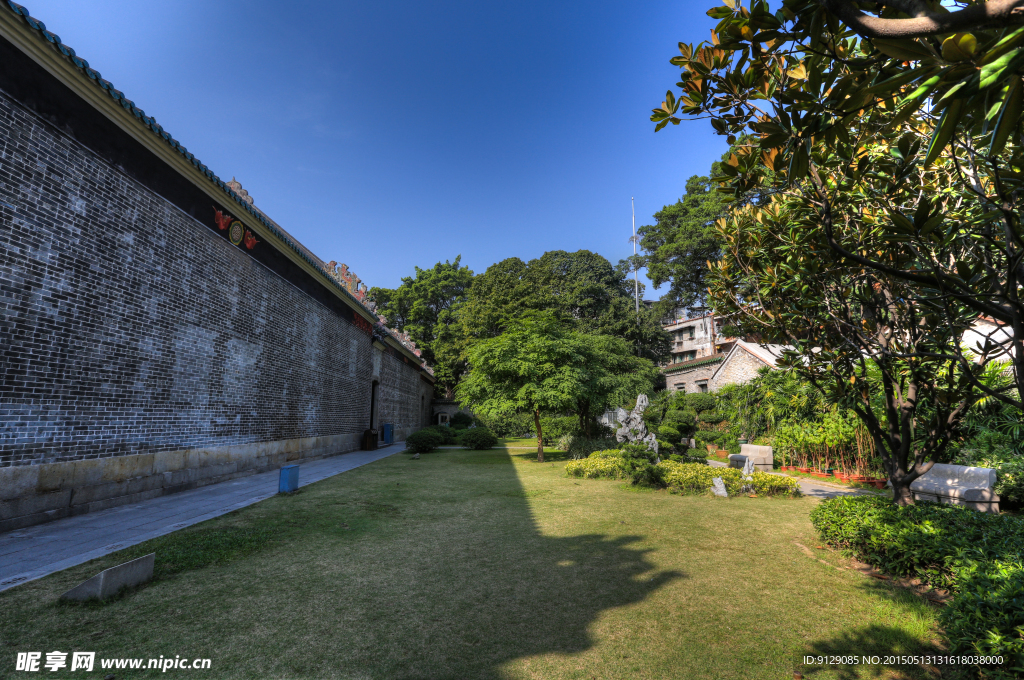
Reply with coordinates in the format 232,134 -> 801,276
60,553 -> 155,601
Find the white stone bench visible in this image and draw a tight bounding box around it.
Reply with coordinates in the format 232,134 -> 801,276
910,463 -> 1000,513
728,445 -> 773,472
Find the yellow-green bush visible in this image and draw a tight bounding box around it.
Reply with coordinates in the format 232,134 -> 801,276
659,461 -> 800,497
565,450 -> 630,480
566,456 -> 801,497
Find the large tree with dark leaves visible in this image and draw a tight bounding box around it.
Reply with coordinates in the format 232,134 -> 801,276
368,257 -> 474,397
639,174 -> 726,317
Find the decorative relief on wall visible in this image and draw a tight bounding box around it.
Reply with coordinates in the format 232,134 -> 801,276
213,208 -> 233,231
325,261 -> 369,302
228,221 -> 244,246
243,230 -> 259,250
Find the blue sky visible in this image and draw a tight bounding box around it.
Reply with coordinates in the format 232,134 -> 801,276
24,0 -> 727,296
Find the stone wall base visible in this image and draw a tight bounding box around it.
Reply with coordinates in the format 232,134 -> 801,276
0,432 -> 406,533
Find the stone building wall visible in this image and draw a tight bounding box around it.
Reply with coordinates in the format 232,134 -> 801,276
710,348 -> 768,391
663,360 -> 720,393
0,80 -> 429,531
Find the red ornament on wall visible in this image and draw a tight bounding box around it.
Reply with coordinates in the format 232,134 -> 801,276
213,207 -> 233,231
244,230 -> 259,250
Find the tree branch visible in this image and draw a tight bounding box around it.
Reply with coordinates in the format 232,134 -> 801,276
822,0 -> 1024,39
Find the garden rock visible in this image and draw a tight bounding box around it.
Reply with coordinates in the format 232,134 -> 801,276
60,553 -> 155,601
711,477 -> 728,497
615,394 -> 659,459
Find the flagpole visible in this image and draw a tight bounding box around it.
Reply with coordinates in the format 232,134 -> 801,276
632,197 -> 638,314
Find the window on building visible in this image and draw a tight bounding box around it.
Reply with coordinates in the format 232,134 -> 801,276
677,383 -> 686,391
682,350 -> 697,362
696,380 -> 708,393
686,327 -> 695,339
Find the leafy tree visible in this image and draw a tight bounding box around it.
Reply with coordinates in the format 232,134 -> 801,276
460,251 -> 670,362
457,313 -> 657,461
369,257 -> 474,397
649,0 -> 1024,502
652,0 -> 1024,408
638,175 -> 726,316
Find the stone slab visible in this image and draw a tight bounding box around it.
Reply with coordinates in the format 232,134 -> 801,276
60,553 -> 154,601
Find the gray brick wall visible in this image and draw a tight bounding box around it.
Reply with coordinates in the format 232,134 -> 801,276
0,87 -> 425,469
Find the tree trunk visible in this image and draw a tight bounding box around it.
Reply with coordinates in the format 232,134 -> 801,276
535,408 -> 545,463
891,478 -> 916,506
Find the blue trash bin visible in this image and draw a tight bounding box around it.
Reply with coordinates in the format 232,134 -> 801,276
279,465 -> 299,493
382,423 -> 393,445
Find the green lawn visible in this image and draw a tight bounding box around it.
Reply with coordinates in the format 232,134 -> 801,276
0,446 -> 943,679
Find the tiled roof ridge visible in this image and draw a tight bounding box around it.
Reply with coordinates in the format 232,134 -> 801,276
663,352 -> 726,373
3,1 -> 427,369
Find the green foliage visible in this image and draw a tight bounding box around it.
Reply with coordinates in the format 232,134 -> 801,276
457,312 -> 657,460
565,437 -> 619,460
668,449 -> 709,465
449,412 -> 474,428
564,445 -> 664,487
368,257 -> 474,397
406,429 -> 444,453
539,415 -> 582,445
658,462 -> 800,497
662,410 -> 696,437
475,411 -> 534,439
457,427 -> 498,450
658,425 -> 681,444
683,392 -> 716,413
811,496 -> 1024,676
459,252 -> 670,363
638,175 -> 726,316
565,450 -> 632,480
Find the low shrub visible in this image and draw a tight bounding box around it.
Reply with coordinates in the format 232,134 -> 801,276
539,415 -> 581,445
458,427 -> 498,450
565,450 -> 630,480
663,409 -> 697,438
810,496 -> 1024,677
556,434 -> 575,453
406,429 -> 443,453
565,437 -> 619,460
668,450 -> 710,465
618,442 -> 664,487
659,462 -> 800,497
423,425 -> 458,445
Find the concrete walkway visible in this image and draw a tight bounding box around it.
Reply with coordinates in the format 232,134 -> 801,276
707,459 -> 883,499
0,444 -> 407,593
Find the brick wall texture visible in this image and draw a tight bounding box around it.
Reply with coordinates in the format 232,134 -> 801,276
0,87 -> 427,470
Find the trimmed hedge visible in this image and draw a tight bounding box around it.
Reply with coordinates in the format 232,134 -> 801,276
564,450 -> 631,480
406,429 -> 443,453
457,427 -> 498,450
810,496 -> 1024,678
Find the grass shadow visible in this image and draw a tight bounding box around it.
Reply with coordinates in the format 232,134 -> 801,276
0,447 -> 684,679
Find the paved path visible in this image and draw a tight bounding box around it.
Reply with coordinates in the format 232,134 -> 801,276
707,459 -> 883,500
0,444 -> 407,593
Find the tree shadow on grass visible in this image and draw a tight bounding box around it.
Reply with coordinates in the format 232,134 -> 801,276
798,579 -> 947,680
266,448 -> 686,679
0,448 -> 685,680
